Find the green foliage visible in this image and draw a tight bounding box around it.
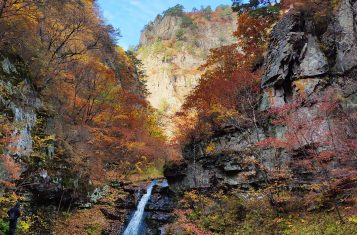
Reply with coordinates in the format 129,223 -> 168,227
218,5 -> 233,20
232,0 -> 280,17
180,15 -> 197,30
0,219 -> 9,234
163,4 -> 184,17
174,191 -> 247,234
86,223 -> 101,235
201,5 -> 212,14
281,215 -> 357,235
201,6 -> 212,20
143,165 -> 163,179
29,110 -> 56,166
175,29 -> 185,41
152,40 -> 166,54
217,4 -> 230,10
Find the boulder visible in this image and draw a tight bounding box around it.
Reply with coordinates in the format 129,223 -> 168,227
100,208 -> 122,220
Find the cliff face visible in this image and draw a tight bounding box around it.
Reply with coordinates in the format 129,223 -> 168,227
137,8 -> 236,134
164,0 -> 357,191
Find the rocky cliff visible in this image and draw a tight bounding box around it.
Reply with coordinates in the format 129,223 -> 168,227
164,0 -> 357,191
137,6 -> 236,134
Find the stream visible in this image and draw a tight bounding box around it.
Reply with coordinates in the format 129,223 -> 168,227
122,180 -> 157,235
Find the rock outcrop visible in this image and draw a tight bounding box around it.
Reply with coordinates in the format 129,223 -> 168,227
165,1 -> 357,192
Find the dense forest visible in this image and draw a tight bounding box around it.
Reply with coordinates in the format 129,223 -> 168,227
0,0 -> 356,234
0,0 -> 170,233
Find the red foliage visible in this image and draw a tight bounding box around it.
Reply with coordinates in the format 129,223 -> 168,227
176,11 -> 276,144
258,87 -> 357,193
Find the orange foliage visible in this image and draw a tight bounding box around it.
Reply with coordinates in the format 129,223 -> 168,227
0,118 -> 20,187
233,12 -> 274,68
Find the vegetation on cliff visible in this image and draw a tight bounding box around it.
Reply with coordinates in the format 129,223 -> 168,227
167,0 -> 357,234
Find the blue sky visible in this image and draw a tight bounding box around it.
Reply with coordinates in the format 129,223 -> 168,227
97,0 -> 233,50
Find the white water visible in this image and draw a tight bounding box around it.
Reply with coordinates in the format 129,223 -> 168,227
122,180 -> 157,235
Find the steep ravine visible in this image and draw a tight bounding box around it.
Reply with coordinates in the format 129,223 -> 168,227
137,7 -> 237,135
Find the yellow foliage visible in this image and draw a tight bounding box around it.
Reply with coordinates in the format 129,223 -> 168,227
348,217 -> 357,224
18,220 -> 31,233
205,142 -> 216,153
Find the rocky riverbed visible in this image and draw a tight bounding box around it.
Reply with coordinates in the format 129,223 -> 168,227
87,179 -> 177,235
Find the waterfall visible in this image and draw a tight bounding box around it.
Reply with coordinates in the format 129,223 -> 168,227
122,180 -> 157,235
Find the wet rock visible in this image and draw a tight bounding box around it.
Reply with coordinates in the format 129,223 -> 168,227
221,159 -> 243,173
78,203 -> 92,209
145,183 -> 176,234
110,180 -> 124,189
29,180 -> 71,204
147,211 -> 173,223
146,185 -> 175,212
1,57 -> 17,74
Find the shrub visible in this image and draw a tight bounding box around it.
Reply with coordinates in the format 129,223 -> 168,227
175,29 -> 185,41
0,219 -> 9,234
217,5 -> 233,20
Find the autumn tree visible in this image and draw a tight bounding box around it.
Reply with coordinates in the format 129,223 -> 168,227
0,0 -> 170,190
0,0 -> 39,19
0,115 -> 20,187
177,3 -> 278,144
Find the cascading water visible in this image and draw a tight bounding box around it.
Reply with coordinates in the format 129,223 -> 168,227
122,180 -> 157,235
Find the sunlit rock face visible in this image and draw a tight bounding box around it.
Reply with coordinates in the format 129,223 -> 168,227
137,9 -> 237,135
